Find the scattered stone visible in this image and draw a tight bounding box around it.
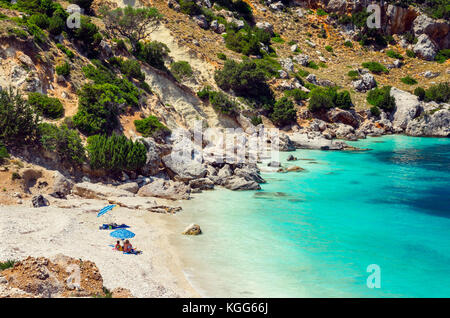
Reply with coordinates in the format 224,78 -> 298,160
293,54 -> 309,66
221,176 -> 261,190
413,34 -> 438,61
193,15 -> 209,29
286,155 -> 297,161
286,166 -> 305,172
352,73 -> 376,92
255,21 -> 273,34
182,224 -> 202,235
31,195 -> 49,208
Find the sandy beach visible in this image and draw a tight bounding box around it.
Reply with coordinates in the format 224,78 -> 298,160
0,197 -> 200,298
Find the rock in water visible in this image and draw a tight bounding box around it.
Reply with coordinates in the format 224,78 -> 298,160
389,87 -> 422,131
32,195 -> 49,208
182,224 -> 202,235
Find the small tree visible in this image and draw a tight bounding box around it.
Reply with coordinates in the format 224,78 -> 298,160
270,97 -> 296,126
0,88 -> 40,145
100,5 -> 163,52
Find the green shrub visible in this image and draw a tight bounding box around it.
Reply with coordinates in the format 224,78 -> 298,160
134,41 -> 170,71
0,260 -> 15,271
406,49 -> 416,58
424,82 -> 450,103
170,61 -> 193,81
367,86 -> 396,111
82,62 -> 140,108
253,56 -> 281,78
214,59 -> 274,107
344,40 -> 353,48
0,88 -> 40,144
70,16 -> 102,51
225,27 -> 271,56
55,61 -> 70,77
38,123 -> 85,165
325,45 -> 333,53
250,115 -> 262,126
217,52 -> 227,60
308,87 -> 352,111
28,92 -> 64,119
0,142 -> 9,163
400,76 -> 417,85
56,44 -> 75,59
386,49 -> 403,60
347,70 -> 359,79
73,83 -> 123,135
48,15 -> 65,35
316,8 -> 328,16
414,87 -> 426,101
28,13 -> 49,29
269,97 -> 296,126
197,86 -> 212,99
307,61 -> 319,70
178,0 -> 202,16
370,105 -> 381,117
435,49 -> 450,64
109,57 -> 145,82
11,172 -> 21,181
297,69 -> 310,77
134,115 -> 170,139
284,89 -> 308,102
362,61 -> 389,74
86,134 -> 147,172
209,91 -> 238,115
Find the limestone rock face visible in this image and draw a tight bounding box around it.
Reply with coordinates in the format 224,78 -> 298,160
221,176 -> 261,191
182,224 -> 202,235
137,178 -> 190,200
406,106 -> 450,137
413,14 -> 450,50
385,4 -> 418,35
352,73 -> 376,92
389,87 -> 422,130
327,108 -> 360,128
189,178 -> 214,190
163,154 -> 207,182
73,182 -> 135,200
413,34 -> 438,61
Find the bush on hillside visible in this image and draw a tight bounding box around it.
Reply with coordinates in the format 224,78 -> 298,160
424,82 -> 450,103
362,61 -> 389,74
28,92 -> 64,119
269,97 -> 296,126
308,87 -> 352,111
214,59 -> 274,107
0,88 -> 40,145
38,123 -> 85,165
209,91 -> 238,115
0,142 -> 9,163
73,83 -> 123,136
134,116 -> 170,139
86,134 -> 147,172
284,89 -> 309,102
414,87 -> 426,101
386,49 -> 403,60
134,41 -> 170,72
370,105 -> 381,117
400,76 -> 417,85
55,61 -> 70,77
170,61 -> 193,81
366,86 -> 396,111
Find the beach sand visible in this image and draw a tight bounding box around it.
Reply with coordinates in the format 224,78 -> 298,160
0,198 -> 200,298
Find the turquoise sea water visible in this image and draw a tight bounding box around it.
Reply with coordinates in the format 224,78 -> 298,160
172,135 -> 450,297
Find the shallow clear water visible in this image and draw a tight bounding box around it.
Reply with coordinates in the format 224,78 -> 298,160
171,135 -> 450,297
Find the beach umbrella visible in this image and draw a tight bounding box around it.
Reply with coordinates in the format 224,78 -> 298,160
110,228 -> 135,240
97,205 -> 116,218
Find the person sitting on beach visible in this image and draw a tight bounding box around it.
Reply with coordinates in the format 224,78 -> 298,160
123,240 -> 134,253
114,241 -> 123,251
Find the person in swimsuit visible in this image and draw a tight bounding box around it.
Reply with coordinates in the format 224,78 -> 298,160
114,240 -> 122,251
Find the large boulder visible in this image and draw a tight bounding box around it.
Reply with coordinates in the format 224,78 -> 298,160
255,21 -> 273,34
413,34 -> 438,61
326,0 -> 347,14
139,138 -> 170,176
116,182 -> 140,194
221,176 -> 261,191
327,108 -> 360,128
406,105 -> 450,137
52,171 -> 73,195
289,132 -> 348,150
233,165 -> 266,184
352,73 -> 376,92
163,154 -> 207,182
137,178 -> 190,200
182,224 -> 202,235
413,14 -> 450,50
72,182 -> 135,199
32,195 -> 49,208
389,87 -> 422,130
189,178 -> 214,190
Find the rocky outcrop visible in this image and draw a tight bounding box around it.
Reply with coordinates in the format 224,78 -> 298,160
163,154 -> 207,182
73,182 -> 135,200
182,224 -> 202,235
327,108 -> 360,128
52,171 -> 73,195
116,182 -> 140,194
385,4 -> 418,35
189,178 -> 214,190
413,34 -> 438,61
413,14 -> 450,50
137,178 -> 190,200
390,88 -> 422,130
289,131 -> 349,150
0,255 -> 107,298
406,105 -> 450,137
352,73 -> 376,92
221,176 -> 261,191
